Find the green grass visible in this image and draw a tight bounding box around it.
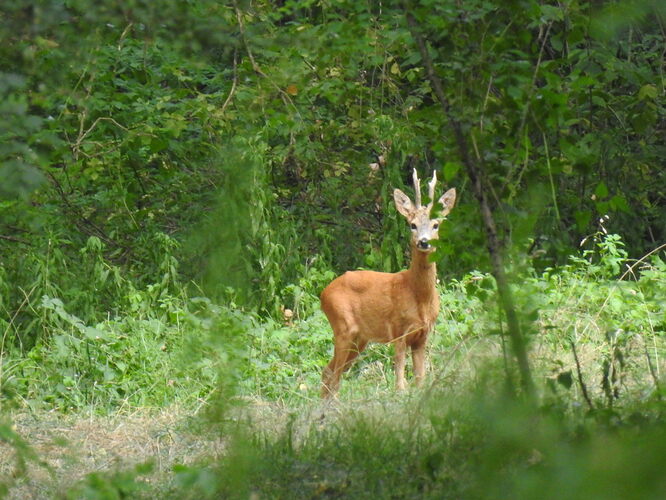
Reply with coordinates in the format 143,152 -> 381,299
210,384 -> 666,499
1,236 -> 665,498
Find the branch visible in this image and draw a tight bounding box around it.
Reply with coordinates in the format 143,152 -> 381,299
405,7 -> 535,400
46,172 -> 118,248
221,49 -> 239,114
72,116 -> 130,161
234,2 -> 298,114
570,339 -> 594,411
0,234 -> 31,245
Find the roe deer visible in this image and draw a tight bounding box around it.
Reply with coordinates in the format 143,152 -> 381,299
320,169 -> 456,398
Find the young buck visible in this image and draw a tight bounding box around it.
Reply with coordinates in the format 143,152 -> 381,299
320,169 -> 456,398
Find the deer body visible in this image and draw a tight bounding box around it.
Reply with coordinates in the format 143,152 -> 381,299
320,170 -> 456,398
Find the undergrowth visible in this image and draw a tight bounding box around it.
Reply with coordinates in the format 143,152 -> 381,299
1,234 -> 665,498
2,233 -> 664,411
196,377 -> 666,500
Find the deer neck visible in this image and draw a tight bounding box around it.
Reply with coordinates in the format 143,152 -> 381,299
407,244 -> 437,299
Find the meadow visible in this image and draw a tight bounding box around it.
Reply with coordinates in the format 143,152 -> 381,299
2,232 -> 665,498
2,0 -> 665,497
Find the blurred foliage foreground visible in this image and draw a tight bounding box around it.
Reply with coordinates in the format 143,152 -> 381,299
1,0 -> 665,498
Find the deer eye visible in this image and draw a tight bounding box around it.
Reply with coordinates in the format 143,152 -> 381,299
410,223 -> 417,230
433,222 -> 439,230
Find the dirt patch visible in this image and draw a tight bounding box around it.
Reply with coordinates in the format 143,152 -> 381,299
0,407 -> 226,499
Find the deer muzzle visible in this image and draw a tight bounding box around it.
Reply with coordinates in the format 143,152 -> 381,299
416,238 -> 431,251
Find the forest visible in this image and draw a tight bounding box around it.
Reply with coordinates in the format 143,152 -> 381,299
1,0 -> 665,497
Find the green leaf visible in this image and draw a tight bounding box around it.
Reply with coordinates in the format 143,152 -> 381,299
84,326 -> 106,340
150,137 -> 168,153
540,4 -> 564,21
638,84 -> 657,100
556,370 -> 573,389
550,34 -> 563,52
574,210 -> 592,231
609,194 -> 629,213
594,181 -> 608,199
443,161 -> 461,182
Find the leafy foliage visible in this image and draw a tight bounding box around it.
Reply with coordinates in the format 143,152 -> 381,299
2,0 -> 664,326
0,0 -> 665,497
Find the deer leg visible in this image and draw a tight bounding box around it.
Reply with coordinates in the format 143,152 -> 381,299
321,351 -> 343,398
411,341 -> 427,387
342,340 -> 367,373
394,339 -> 407,391
321,333 -> 357,399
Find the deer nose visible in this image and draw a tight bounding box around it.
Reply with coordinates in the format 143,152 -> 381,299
417,238 -> 430,250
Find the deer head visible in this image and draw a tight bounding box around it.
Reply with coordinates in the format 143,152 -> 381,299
393,169 -> 456,253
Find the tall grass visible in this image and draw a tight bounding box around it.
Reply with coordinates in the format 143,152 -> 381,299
204,383 -> 666,499
201,235 -> 665,499
1,235 -> 665,497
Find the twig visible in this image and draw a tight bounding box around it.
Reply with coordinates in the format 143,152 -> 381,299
570,339 -> 594,411
221,49 -> 239,114
594,243 -> 666,318
117,23 -> 134,50
502,22 -> 552,195
543,132 -> 561,222
479,75 -> 493,132
72,116 -> 130,160
46,172 -> 117,247
642,335 -> 661,396
404,6 -> 535,400
1,286 -> 37,356
516,22 -> 552,138
0,235 -> 31,245
233,2 -> 298,114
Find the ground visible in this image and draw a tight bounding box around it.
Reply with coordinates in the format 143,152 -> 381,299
1,407 -> 225,499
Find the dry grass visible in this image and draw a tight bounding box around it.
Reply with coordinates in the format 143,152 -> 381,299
0,407 -> 226,499
1,330 -> 663,498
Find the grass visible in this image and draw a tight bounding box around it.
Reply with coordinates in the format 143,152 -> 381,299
231,393 -> 666,500
0,408 -> 220,499
3,383 -> 666,498
1,236 -> 665,498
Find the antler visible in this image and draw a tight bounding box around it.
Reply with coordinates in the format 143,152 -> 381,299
412,168 -> 422,208
426,171 -> 437,211
412,169 -> 439,210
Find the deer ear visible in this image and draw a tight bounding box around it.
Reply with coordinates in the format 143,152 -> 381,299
437,188 -> 457,217
393,188 -> 415,218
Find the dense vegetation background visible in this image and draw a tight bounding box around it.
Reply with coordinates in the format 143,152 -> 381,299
1,0 -> 665,498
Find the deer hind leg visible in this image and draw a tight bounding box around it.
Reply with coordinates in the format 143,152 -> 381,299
321,327 -> 362,399
342,340 -> 367,373
321,349 -> 343,399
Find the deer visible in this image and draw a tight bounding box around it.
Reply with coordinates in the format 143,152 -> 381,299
320,169 -> 457,398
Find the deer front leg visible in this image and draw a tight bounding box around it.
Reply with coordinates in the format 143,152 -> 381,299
412,342 -> 426,387
394,339 -> 407,391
